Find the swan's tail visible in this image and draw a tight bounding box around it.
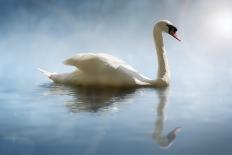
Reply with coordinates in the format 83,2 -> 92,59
37,68 -> 54,78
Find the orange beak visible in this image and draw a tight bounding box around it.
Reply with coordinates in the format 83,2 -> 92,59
171,32 -> 181,42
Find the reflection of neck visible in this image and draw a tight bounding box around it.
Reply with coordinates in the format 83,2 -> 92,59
153,88 -> 169,147
153,26 -> 170,82
153,88 -> 180,149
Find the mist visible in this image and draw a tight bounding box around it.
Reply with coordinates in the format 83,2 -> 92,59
0,0 -> 232,90
1,1 -> 232,154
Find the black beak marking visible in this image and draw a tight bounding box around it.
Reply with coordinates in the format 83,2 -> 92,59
167,24 -> 177,34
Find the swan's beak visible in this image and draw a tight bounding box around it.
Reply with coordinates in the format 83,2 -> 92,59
171,32 -> 181,42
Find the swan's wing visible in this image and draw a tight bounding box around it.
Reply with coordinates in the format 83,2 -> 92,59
117,64 -> 151,85
64,53 -> 105,74
63,53 -> 151,86
99,54 -> 152,85
63,53 -> 131,74
99,54 -> 152,84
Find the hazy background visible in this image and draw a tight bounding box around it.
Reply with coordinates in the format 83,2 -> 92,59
1,1 -> 232,154
0,0 -> 232,90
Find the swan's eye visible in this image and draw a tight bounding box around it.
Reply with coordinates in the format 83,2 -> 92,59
167,24 -> 177,34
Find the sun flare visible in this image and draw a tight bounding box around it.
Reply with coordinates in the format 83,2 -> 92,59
208,10 -> 232,39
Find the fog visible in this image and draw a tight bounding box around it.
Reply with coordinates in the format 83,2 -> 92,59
1,2 -> 232,154
0,0 -> 232,90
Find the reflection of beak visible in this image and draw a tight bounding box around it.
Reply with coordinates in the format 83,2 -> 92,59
167,127 -> 182,141
171,32 -> 181,42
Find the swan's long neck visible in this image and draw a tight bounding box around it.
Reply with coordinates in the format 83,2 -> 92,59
135,25 -> 170,87
153,26 -> 170,84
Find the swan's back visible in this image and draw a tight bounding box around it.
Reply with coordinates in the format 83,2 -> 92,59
64,53 -> 135,74
62,53 -> 150,87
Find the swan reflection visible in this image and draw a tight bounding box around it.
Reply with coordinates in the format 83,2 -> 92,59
40,84 -> 181,148
41,83 -> 136,112
153,88 -> 181,149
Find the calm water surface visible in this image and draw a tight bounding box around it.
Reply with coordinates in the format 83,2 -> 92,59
0,76 -> 232,155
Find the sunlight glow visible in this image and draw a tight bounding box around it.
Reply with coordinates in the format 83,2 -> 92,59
208,10 -> 232,39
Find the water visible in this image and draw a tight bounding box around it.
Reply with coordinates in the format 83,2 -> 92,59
1,1 -> 232,154
0,74 -> 232,155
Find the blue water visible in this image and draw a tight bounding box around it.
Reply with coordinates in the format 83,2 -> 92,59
1,73 -> 232,155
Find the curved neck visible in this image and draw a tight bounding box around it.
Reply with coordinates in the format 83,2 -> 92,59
153,26 -> 170,83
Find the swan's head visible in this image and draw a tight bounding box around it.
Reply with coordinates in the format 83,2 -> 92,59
155,20 -> 181,41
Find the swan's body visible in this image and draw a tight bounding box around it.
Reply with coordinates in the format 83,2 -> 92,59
38,20 -> 180,88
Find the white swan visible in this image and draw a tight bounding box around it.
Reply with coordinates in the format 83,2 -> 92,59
38,20 -> 180,87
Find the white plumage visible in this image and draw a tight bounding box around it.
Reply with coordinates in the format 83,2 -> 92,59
38,20 -> 180,88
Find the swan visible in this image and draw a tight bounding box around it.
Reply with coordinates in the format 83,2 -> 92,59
38,20 -> 180,87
